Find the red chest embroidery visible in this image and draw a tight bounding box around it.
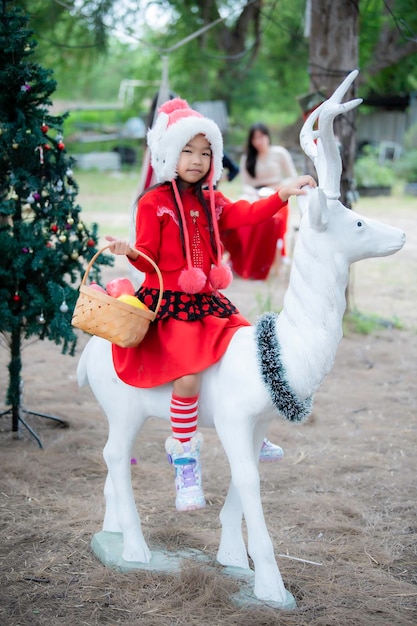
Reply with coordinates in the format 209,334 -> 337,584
190,210 -> 203,268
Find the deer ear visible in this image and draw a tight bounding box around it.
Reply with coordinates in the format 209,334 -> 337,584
308,187 -> 328,232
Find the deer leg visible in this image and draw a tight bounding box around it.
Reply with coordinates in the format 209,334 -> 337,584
217,480 -> 249,569
217,423 -> 267,569
103,413 -> 151,563
102,471 -> 122,532
216,418 -> 287,604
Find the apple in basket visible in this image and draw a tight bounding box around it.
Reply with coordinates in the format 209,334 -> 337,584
106,278 -> 135,298
117,294 -> 149,311
89,282 -> 107,293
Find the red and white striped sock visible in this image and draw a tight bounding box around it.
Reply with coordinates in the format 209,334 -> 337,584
170,393 -> 198,443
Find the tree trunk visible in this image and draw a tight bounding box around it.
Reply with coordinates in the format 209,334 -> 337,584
7,325 -> 22,433
307,0 -> 359,207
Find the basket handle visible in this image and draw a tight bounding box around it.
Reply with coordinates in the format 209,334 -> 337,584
81,245 -> 164,316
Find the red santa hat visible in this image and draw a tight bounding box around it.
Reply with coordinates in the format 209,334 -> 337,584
147,98 -> 223,184
146,98 -> 232,294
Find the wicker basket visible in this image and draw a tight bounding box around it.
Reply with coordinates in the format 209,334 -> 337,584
72,245 -> 163,348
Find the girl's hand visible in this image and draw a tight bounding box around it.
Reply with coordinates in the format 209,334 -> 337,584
105,235 -> 138,259
278,175 -> 317,203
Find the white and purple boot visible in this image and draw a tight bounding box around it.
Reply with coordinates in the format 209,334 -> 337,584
165,432 -> 206,512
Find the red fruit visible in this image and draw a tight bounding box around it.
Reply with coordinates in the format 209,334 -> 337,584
106,278 -> 135,298
89,282 -> 107,294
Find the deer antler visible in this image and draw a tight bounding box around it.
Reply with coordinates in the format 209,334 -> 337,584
300,69 -> 362,200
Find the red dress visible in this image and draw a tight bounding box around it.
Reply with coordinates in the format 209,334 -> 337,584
112,184 -> 287,388
222,205 -> 288,280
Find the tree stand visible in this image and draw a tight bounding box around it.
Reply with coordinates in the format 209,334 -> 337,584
0,403 -> 68,449
1,328 -> 69,448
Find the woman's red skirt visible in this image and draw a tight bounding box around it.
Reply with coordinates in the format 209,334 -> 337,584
223,206 -> 288,280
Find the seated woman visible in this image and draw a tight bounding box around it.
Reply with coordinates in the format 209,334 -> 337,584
223,122 -> 298,280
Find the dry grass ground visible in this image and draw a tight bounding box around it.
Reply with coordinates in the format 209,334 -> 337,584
1,174 -> 416,625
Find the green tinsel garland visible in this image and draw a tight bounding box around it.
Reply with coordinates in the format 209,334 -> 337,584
255,312 -> 313,423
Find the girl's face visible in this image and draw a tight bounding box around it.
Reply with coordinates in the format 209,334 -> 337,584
177,134 -> 212,186
251,129 -> 270,153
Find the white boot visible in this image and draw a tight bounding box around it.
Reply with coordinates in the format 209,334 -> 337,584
165,432 -> 206,512
259,438 -> 284,462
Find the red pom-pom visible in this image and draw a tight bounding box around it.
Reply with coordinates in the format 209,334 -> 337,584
178,267 -> 207,294
209,264 -> 233,290
158,98 -> 190,115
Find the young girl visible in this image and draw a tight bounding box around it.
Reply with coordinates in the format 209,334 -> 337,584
106,98 -> 315,513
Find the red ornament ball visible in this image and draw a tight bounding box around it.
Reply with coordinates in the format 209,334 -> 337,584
57,141 -> 65,150
87,238 -> 95,247
41,124 -> 49,133
51,224 -> 58,233
13,293 -> 21,302
44,143 -> 51,151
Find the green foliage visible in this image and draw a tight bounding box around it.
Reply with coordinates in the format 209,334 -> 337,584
359,0 -> 417,94
0,1 -> 112,407
19,0 -> 417,145
344,309 -> 402,335
354,146 -> 395,188
393,123 -> 417,182
19,0 -> 111,74
13,0 -> 416,170
394,149 -> 417,183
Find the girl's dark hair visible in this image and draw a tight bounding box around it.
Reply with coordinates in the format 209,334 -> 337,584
245,123 -> 270,178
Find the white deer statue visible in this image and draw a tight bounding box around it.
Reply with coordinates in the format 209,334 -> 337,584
76,70 -> 405,607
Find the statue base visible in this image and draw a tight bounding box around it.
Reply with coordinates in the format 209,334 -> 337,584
91,531 -> 296,610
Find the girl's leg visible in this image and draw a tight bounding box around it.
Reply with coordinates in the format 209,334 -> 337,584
170,374 -> 200,443
165,374 -> 205,512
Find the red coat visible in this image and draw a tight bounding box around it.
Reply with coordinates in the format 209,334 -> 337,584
128,184 -> 288,290
112,184 -> 287,388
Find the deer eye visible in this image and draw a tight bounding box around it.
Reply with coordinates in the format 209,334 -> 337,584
356,220 -> 363,228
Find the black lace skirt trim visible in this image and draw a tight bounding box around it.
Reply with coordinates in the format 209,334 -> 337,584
136,287 -> 238,321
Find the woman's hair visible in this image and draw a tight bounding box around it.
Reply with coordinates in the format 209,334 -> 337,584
245,122 -> 270,178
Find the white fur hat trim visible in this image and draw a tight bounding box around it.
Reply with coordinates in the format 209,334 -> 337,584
147,99 -> 223,184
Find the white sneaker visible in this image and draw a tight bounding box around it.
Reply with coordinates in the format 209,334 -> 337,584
259,438 -> 284,463
165,433 -> 206,512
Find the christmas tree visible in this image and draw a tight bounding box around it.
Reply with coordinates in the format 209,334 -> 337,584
0,1 -> 112,444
